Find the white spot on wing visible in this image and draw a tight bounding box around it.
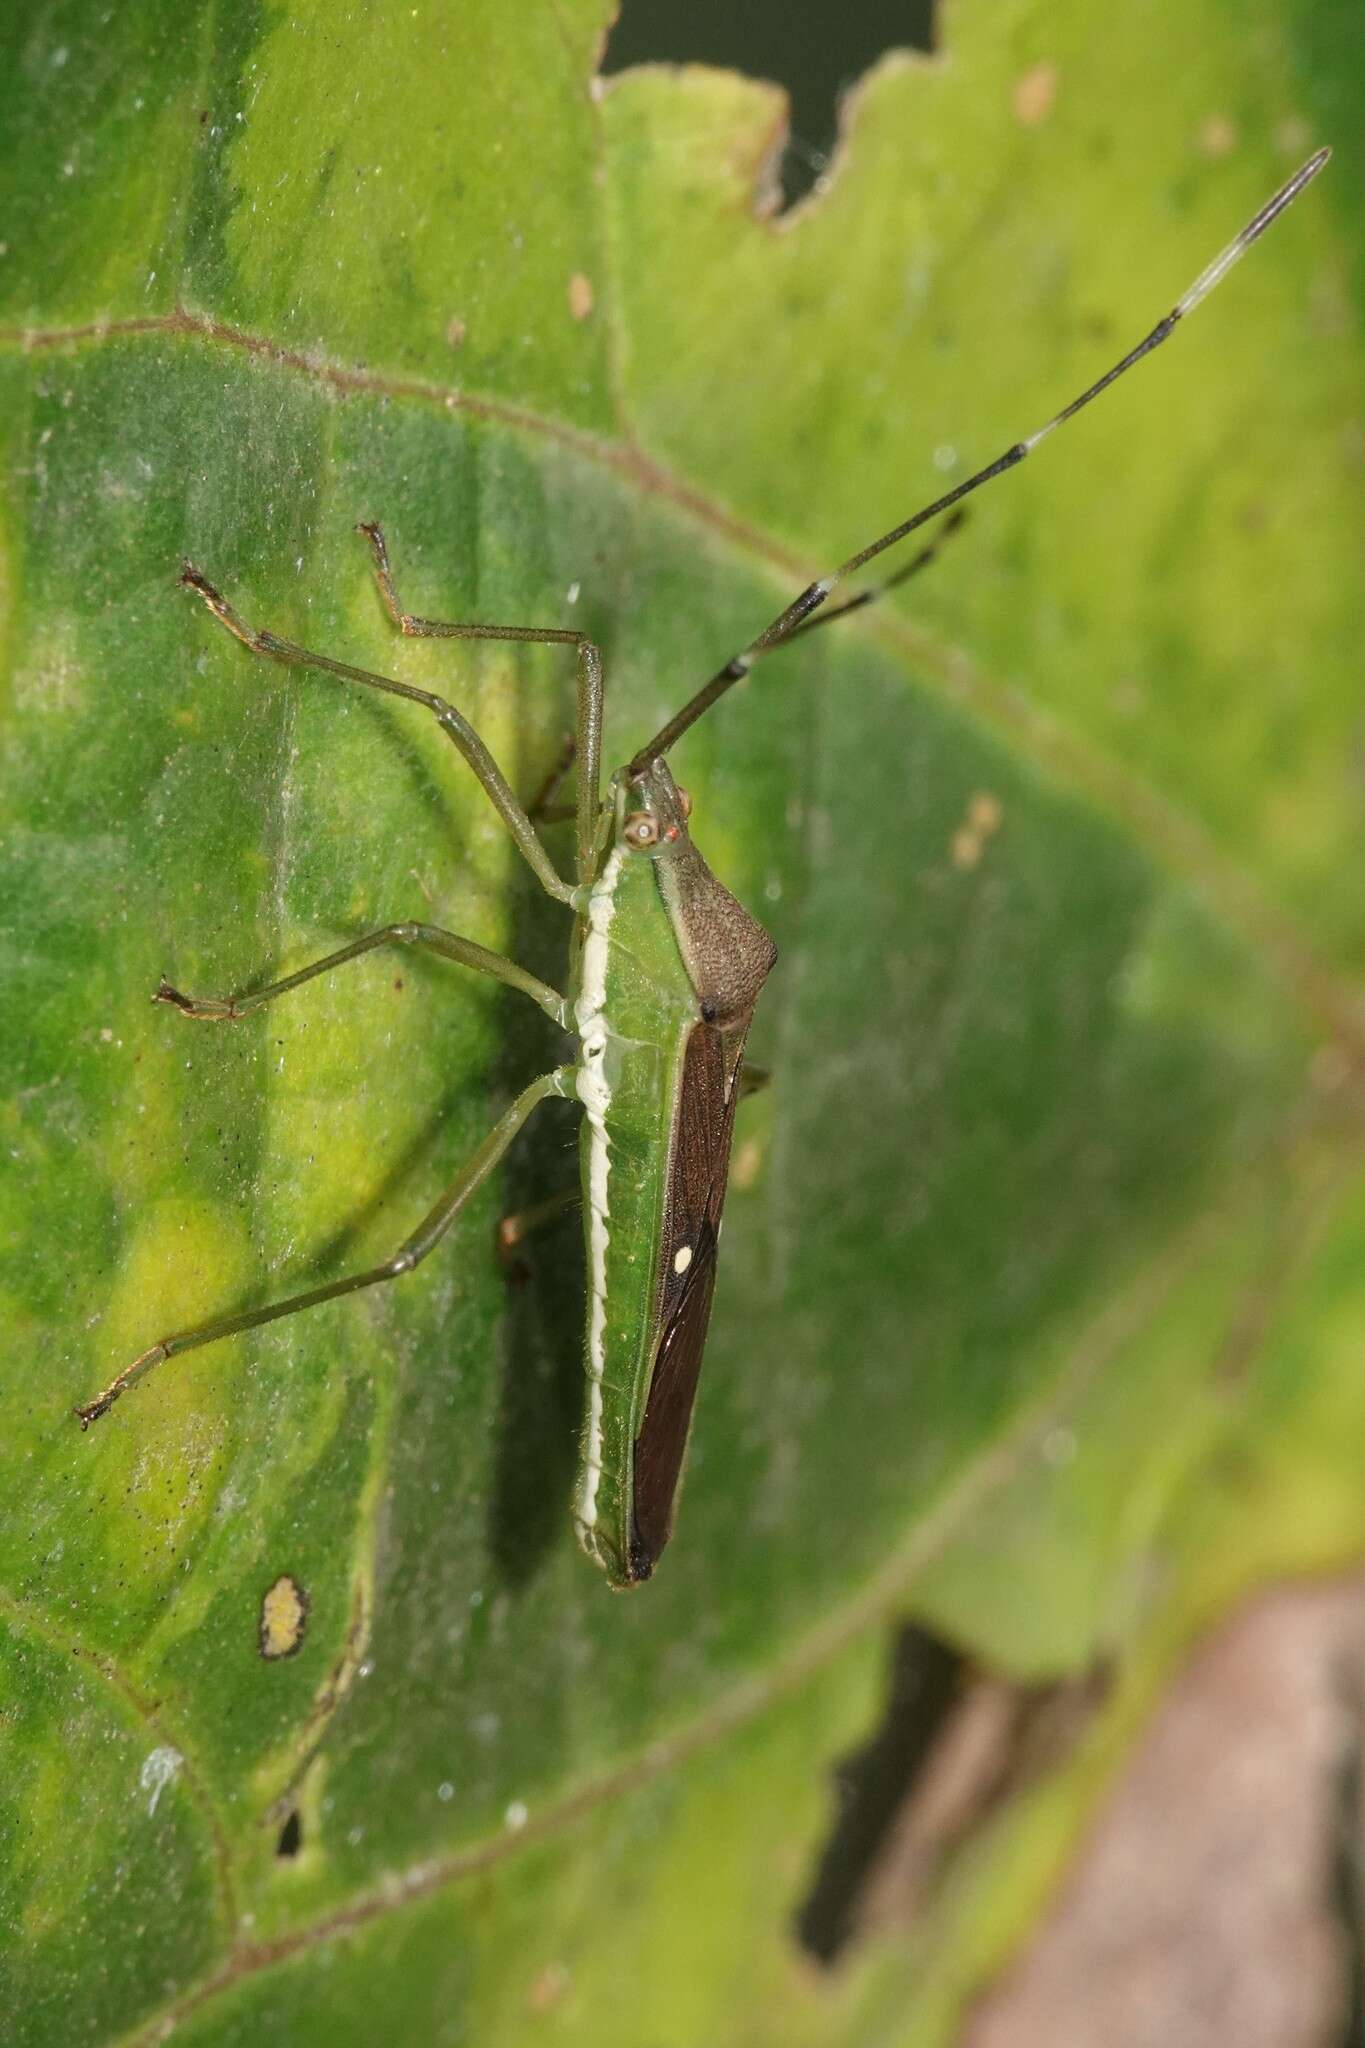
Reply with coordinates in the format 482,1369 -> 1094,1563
673,1245 -> 693,1276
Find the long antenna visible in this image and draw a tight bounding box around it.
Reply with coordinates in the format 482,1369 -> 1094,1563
778,506 -> 969,644
628,147 -> 1329,776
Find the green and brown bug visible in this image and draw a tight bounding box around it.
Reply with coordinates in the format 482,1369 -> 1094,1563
77,150 -> 1328,1587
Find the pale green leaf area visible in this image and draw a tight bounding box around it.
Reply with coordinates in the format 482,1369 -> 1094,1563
0,1 -> 1361,2042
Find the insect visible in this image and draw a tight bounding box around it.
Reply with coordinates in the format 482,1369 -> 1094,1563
76,151 -> 1327,1588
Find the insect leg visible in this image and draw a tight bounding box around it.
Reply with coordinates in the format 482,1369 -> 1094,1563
358,524 -> 604,890
74,1065 -> 577,1427
154,921 -> 570,1029
179,564 -> 577,907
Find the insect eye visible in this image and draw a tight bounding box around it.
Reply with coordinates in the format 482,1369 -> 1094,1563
624,810 -> 660,848
676,787 -> 693,819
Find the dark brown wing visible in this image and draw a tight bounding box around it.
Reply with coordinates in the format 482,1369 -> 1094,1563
629,1232 -> 719,1581
628,1017 -> 748,1583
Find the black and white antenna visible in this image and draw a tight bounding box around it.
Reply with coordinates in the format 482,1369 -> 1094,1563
631,148 -> 1329,774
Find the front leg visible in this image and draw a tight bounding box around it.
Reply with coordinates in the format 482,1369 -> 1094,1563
358,522 -> 603,888
179,562 -> 578,906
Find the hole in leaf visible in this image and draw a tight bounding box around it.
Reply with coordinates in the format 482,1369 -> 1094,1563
604,0 -> 937,209
276,1809 -> 303,1859
796,1623 -> 1111,1965
796,1623 -> 964,1964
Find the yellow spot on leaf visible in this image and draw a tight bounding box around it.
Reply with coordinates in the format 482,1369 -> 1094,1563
83,1200 -> 247,1598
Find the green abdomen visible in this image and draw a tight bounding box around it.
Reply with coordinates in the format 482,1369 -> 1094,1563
570,848 -> 696,1587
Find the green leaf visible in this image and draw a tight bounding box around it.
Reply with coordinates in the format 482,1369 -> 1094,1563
2,3 -> 1362,2042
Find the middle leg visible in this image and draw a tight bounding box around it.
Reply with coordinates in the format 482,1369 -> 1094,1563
156,920 -> 570,1029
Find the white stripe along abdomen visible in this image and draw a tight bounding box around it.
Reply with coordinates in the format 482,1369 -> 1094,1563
568,830 -> 704,1586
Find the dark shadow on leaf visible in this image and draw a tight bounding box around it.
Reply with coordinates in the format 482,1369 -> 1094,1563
485,654 -> 585,1593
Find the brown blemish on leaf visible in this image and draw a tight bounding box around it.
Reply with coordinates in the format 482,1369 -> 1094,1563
261,1568 -> 372,1826
568,271 -> 594,321
1200,113 -> 1238,159
951,789 -> 1005,870
1012,62 -> 1058,127
260,1573 -> 309,1660
527,1962 -> 571,2015
732,1132 -> 765,1192
445,315 -> 467,348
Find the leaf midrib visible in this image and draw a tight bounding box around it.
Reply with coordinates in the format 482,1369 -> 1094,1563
0,310 -> 1356,1063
